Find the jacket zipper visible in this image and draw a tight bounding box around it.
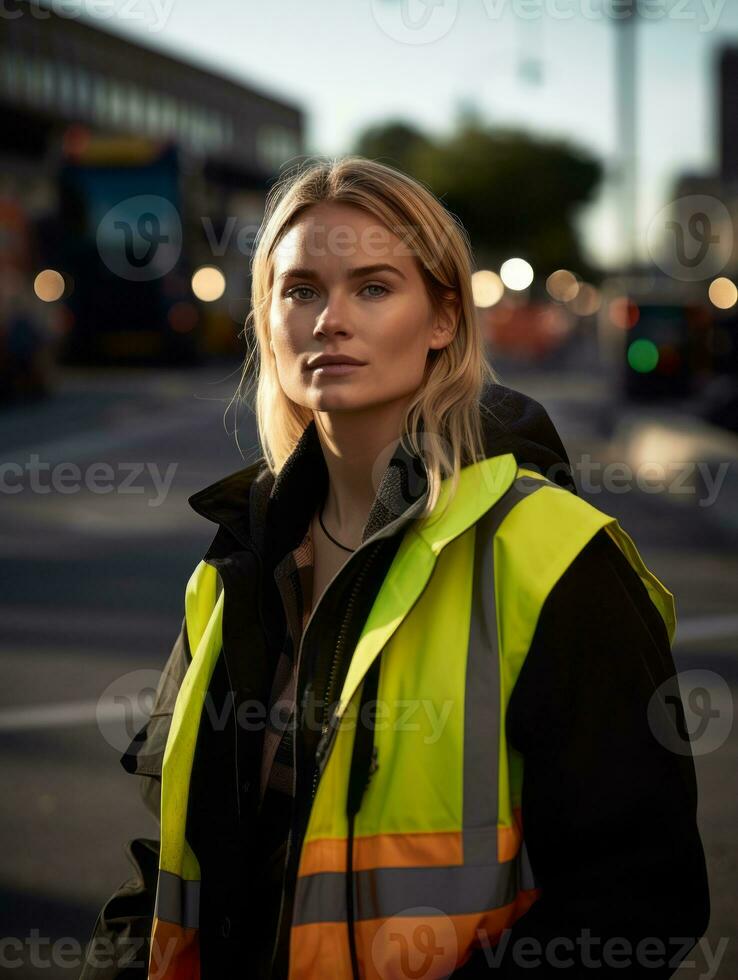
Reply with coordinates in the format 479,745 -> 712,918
311,541 -> 380,800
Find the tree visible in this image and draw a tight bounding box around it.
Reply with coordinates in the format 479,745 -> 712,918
353,121 -> 435,180
352,117 -> 603,279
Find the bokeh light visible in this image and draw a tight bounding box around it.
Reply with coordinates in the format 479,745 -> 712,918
168,301 -> 199,332
33,269 -> 65,302
191,266 -> 226,302
546,269 -> 579,302
500,258 -> 534,291
566,283 -> 601,317
471,270 -> 504,308
708,277 -> 738,310
608,296 -> 640,329
627,338 -> 660,373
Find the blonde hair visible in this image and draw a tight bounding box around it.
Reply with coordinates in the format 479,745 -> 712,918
234,155 -> 500,521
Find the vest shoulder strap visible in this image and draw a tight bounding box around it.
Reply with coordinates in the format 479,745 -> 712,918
500,468 -> 676,655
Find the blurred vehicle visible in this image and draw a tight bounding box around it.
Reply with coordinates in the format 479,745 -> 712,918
598,277 -> 715,403
479,298 -> 573,362
697,301 -> 738,433
38,132 -> 204,366
0,197 -> 58,402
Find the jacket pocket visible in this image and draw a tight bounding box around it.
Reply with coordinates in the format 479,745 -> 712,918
79,837 -> 159,980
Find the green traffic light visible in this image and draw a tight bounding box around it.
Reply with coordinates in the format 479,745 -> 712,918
627,338 -> 659,373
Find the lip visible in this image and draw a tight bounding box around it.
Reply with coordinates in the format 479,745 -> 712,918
306,354 -> 367,369
309,362 -> 365,376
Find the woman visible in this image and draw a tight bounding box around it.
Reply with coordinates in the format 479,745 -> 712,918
83,157 -> 709,980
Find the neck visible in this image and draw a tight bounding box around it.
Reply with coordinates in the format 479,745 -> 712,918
313,396 -> 413,548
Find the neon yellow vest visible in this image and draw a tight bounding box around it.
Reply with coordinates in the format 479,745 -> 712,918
148,453 -> 676,980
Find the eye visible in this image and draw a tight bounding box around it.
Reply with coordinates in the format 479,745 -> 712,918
285,285 -> 317,301
362,283 -> 390,298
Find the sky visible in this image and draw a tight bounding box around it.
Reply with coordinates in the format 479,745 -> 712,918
79,0 -> 738,270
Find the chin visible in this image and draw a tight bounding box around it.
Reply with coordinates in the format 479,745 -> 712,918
310,393 -> 368,412
302,385 -> 382,412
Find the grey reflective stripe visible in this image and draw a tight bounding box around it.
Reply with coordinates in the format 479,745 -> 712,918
154,870 -> 200,929
294,860 -> 520,926
463,503 -> 501,862
463,476 -> 546,865
518,839 -> 539,891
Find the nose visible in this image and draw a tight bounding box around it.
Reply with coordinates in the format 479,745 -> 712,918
313,291 -> 352,339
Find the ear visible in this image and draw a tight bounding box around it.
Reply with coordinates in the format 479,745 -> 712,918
428,298 -> 459,352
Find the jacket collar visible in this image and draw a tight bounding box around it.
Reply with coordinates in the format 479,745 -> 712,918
186,381 -> 575,563
187,416 -> 429,564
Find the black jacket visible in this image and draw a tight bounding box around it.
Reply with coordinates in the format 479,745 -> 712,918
81,383 -> 710,979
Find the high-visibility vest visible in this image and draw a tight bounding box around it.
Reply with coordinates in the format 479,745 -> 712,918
148,452 -> 676,980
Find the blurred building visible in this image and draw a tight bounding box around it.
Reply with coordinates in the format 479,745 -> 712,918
0,1 -> 303,182
670,45 -> 738,278
719,46 -> 738,184
617,43 -> 738,408
0,0 -> 305,365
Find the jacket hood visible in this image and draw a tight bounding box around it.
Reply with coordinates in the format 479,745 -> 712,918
187,381 -> 576,563
477,382 -> 575,492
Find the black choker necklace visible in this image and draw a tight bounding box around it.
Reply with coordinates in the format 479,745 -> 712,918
318,503 -> 355,552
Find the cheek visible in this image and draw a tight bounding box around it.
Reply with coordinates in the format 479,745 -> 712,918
269,309 -> 301,358
374,307 -> 431,361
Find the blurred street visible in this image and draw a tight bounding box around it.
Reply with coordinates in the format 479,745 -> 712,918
1,362 -> 736,978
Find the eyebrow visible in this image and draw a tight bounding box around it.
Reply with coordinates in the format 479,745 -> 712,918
277,263 -> 407,282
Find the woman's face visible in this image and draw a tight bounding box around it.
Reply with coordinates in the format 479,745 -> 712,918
268,202 -> 455,415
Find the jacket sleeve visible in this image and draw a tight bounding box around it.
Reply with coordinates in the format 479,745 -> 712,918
79,616 -> 192,980
456,527 -> 710,978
